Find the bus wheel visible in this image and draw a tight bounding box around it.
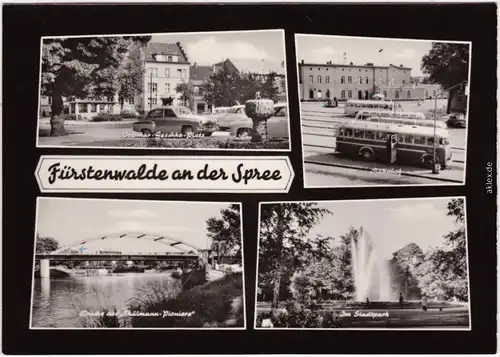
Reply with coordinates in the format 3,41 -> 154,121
360,148 -> 374,160
423,156 -> 434,169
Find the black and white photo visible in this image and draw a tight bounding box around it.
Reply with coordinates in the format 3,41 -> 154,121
297,35 -> 471,187
255,197 -> 470,329
38,30 -> 289,151
31,198 -> 245,329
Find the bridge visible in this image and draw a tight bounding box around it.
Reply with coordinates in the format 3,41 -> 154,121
35,232 -> 213,278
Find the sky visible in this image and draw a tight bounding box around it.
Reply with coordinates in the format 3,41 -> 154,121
151,30 -> 286,74
36,198 -> 239,254
281,197 -> 463,259
295,35 -> 442,77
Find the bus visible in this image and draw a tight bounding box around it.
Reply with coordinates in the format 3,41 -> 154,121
365,116 -> 448,129
335,120 -> 452,169
344,100 -> 394,117
355,110 -> 426,121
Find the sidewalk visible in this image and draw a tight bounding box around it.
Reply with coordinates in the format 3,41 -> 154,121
39,118 -> 137,126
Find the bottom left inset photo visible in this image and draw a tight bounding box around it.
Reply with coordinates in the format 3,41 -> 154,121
30,197 -> 245,329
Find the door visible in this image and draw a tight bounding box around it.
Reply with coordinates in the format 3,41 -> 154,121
386,133 -> 398,164
147,109 -> 165,131
161,108 -> 179,132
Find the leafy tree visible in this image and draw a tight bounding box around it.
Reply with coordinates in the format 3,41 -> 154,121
116,49 -> 145,110
206,204 -> 242,261
41,36 -> 150,136
421,43 -> 469,91
175,83 -> 192,107
36,234 -> 59,253
161,97 -> 174,106
202,68 -> 280,108
390,243 -> 424,299
259,203 -> 332,310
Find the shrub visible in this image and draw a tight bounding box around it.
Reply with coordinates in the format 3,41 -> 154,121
79,307 -> 128,328
131,272 -> 244,328
91,113 -> 123,122
256,300 -> 343,328
142,136 -> 289,149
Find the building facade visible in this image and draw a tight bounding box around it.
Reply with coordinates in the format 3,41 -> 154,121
136,42 -> 191,111
298,60 -> 441,101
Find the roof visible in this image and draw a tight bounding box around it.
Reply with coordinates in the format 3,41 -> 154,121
299,62 -> 411,70
347,99 -> 393,104
190,65 -> 212,81
339,120 -> 450,137
143,42 -> 189,63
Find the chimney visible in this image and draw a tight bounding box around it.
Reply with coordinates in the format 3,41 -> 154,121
366,63 -> 373,66
350,62 -> 353,65
301,59 -> 304,64
400,64 -> 403,67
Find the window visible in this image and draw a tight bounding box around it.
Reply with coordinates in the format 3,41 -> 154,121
165,68 -> 170,78
149,83 -> 158,92
149,68 -> 158,77
90,103 -> 97,112
128,97 -> 134,105
457,94 -> 464,101
148,98 -> 158,106
341,90 -> 346,99
399,135 -> 413,144
167,55 -> 173,62
309,89 -> 314,99
407,91 -> 411,99
414,136 -> 426,145
48,97 -> 52,105
317,75 -> 322,83
326,89 -> 330,98
348,90 -> 352,99
365,130 -> 375,140
353,129 -> 364,138
358,77 -> 363,84
377,132 -> 388,140
348,76 -> 352,84
164,108 -> 177,117
274,106 -> 287,117
426,137 -> 435,146
402,78 -> 406,85
395,91 -> 400,99
165,83 -> 170,93
325,76 -> 330,84
365,77 -> 369,84
341,76 -> 345,84
344,128 -> 353,136
148,109 -> 163,118
308,75 -> 313,84
383,91 -> 387,98
78,103 -> 88,113
99,104 -> 105,112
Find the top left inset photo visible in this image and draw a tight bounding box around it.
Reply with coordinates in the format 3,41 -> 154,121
37,29 -> 290,151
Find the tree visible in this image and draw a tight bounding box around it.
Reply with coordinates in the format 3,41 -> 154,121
258,72 -> 281,103
421,43 -> 469,90
390,243 -> 424,299
41,36 -> 150,136
259,203 -> 332,310
36,234 -> 59,253
175,83 -> 192,107
206,204 -> 242,261
116,49 -> 145,110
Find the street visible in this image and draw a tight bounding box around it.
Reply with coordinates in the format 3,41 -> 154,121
301,100 -> 467,186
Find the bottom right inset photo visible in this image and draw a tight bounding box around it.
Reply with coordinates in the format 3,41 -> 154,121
255,196 -> 470,330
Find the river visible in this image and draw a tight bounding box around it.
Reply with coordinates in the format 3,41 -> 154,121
31,272 -> 180,328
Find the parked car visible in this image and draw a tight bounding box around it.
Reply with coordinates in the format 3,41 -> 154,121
229,102 -> 289,138
445,113 -> 466,128
132,106 -> 219,136
212,104 -> 247,131
213,106 -> 231,115
121,104 -> 139,118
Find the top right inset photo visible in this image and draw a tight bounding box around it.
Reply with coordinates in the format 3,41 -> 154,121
296,35 -> 471,188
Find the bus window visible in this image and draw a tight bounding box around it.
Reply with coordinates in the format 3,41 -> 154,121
426,137 -> 435,145
404,135 -> 414,144
345,128 -> 353,136
414,136 -> 426,145
365,130 -> 375,140
440,138 -> 450,145
353,129 -> 364,138
377,132 -> 388,140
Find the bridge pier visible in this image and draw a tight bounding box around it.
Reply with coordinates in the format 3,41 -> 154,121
40,259 -> 50,278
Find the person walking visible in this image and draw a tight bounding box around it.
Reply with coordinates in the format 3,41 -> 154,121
421,295 -> 428,311
399,293 -> 404,309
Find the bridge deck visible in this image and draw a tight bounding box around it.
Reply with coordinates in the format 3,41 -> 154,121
35,253 -> 199,261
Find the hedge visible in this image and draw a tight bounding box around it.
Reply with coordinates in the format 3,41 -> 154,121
135,136 -> 290,149
91,113 -> 123,122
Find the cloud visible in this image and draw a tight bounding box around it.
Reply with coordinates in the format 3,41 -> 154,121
107,209 -> 158,219
186,37 -> 273,65
386,202 -> 442,220
309,47 -> 337,62
395,48 -> 416,59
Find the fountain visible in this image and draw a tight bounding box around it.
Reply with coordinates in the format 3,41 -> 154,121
351,227 -> 394,301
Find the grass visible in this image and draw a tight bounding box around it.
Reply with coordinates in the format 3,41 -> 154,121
131,272 -> 244,328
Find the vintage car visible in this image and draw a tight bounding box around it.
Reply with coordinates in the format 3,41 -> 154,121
132,106 -> 218,136
445,113 -> 467,128
229,102 -> 289,138
211,104 -> 247,131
